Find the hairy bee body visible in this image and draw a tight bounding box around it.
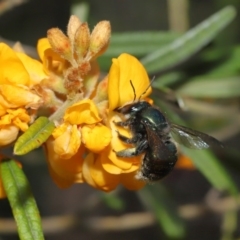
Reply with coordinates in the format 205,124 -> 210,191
115,101 -> 177,181
115,101 -> 221,182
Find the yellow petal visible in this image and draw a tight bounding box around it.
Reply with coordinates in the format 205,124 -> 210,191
10,108 -> 30,131
0,84 -> 42,108
108,57 -> 120,110
100,151 -> 123,174
0,93 -> 17,108
100,148 -> 140,174
81,124 -> 111,152
45,137 -> 84,188
120,171 -> 146,190
82,153 -> 98,188
53,124 -> 81,159
16,52 -> 47,85
0,103 -> 6,116
37,38 -> 51,62
82,153 -> 119,191
0,43 -> 30,86
52,122 -> 68,138
64,99 -> 101,125
0,125 -> 19,146
90,155 -> 120,192
0,108 -> 30,132
108,53 -> 152,110
108,147 -> 133,170
37,38 -> 67,75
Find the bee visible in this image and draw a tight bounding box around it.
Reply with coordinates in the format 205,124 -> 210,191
114,81 -> 222,182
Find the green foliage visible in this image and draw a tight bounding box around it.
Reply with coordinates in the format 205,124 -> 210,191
99,31 -> 180,70
100,192 -> 125,211
141,6 -> 236,73
138,185 -> 185,239
177,76 -> 240,98
0,160 -> 44,240
14,117 -> 55,155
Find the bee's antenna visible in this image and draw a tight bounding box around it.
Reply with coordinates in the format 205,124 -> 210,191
138,76 -> 155,101
130,80 -> 136,101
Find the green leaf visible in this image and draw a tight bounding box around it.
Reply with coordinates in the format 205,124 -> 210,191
153,72 -> 185,88
201,46 -> 240,76
138,184 -> 185,238
0,159 -> 44,240
106,31 -> 180,56
141,6 -> 237,73
177,76 -> 240,98
100,192 -> 125,211
99,31 -> 179,70
14,117 -> 55,155
182,148 -> 238,196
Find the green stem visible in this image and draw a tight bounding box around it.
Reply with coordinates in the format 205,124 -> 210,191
49,93 -> 83,121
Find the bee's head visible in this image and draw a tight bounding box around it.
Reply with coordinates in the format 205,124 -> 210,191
115,101 -> 151,115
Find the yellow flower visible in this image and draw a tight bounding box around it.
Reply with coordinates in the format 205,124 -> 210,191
52,123 -> 81,159
81,124 -> 111,153
108,53 -> 152,111
46,98 -> 112,188
0,15 -> 157,193
45,137 -> 84,188
0,43 -> 44,146
35,16 -> 151,191
0,43 -> 31,86
45,53 -> 151,191
94,53 -> 152,191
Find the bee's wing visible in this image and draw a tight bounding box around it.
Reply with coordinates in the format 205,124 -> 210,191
170,123 -> 222,149
146,127 -> 177,160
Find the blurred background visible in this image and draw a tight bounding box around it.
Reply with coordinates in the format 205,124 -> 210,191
0,0 -> 240,239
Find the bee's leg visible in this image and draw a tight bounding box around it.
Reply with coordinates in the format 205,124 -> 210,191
115,139 -> 148,157
116,131 -> 143,144
113,117 -> 135,128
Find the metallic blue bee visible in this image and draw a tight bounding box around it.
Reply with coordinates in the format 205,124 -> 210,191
114,82 -> 221,182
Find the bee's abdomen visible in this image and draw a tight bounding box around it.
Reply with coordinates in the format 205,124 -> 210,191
137,139 -> 178,182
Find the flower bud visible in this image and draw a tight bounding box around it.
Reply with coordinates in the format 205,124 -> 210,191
47,28 -> 72,63
74,22 -> 90,60
89,21 -> 111,58
67,15 -> 82,42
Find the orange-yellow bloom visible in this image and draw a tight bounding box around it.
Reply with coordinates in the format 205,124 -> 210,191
52,123 -> 81,159
45,52 -> 152,191
0,15 -> 196,195
45,137 -> 84,188
34,16 -> 152,192
108,53 -> 152,111
81,124 -> 111,152
0,43 -> 45,146
76,53 -> 152,191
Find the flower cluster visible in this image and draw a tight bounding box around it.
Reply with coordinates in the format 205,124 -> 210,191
0,15 -> 154,196
0,42 -> 45,197
0,15 -> 194,197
